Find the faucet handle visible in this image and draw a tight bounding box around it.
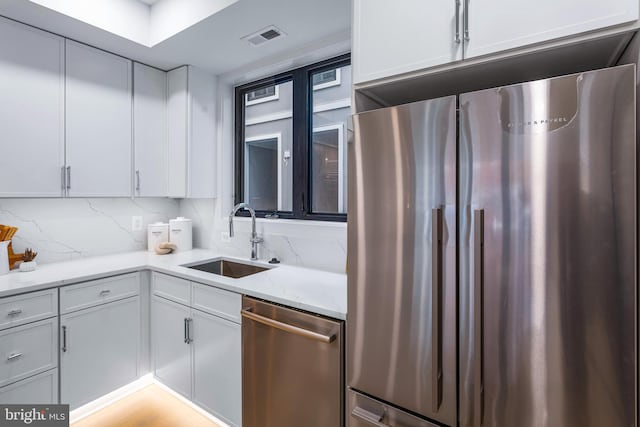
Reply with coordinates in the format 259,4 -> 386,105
250,236 -> 264,244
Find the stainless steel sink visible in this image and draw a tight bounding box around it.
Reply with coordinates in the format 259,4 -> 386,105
186,259 -> 270,279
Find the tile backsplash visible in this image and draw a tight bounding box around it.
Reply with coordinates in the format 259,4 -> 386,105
0,197 -> 347,273
179,198 -> 347,274
0,198 -> 179,264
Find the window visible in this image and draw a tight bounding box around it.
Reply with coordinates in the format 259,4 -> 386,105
313,68 -> 341,90
245,85 -> 279,105
235,54 -> 351,221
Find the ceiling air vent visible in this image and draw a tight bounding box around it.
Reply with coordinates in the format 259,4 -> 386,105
242,25 -> 286,47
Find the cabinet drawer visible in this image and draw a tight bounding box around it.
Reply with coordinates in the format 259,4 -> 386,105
60,273 -> 140,314
0,369 -> 58,404
192,283 -> 241,323
152,273 -> 190,306
0,317 -> 57,388
0,289 -> 57,331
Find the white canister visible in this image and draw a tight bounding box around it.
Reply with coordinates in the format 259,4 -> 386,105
169,217 -> 193,251
147,222 -> 169,252
0,241 -> 9,275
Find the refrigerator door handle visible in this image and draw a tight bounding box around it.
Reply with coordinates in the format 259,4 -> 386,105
431,207 -> 443,413
473,209 -> 485,426
351,406 -> 389,427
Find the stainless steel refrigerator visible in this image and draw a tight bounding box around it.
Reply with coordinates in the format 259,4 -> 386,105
347,64 -> 636,427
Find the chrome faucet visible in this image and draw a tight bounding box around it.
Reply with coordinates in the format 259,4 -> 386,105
229,203 -> 263,260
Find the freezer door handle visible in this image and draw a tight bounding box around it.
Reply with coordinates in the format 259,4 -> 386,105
351,406 -> 388,427
473,209 -> 485,426
241,308 -> 335,343
431,207 -> 443,413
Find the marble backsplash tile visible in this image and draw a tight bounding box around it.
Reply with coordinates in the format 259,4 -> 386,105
179,198 -> 347,274
0,198 -> 180,265
0,197 -> 346,273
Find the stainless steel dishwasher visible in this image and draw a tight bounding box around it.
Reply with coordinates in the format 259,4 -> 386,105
241,296 -> 344,427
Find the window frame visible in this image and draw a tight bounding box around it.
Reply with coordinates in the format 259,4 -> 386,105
234,53 -> 350,222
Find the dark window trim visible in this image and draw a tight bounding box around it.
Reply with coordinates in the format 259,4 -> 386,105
234,53 -> 350,222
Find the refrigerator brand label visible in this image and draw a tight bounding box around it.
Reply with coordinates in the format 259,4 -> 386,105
506,117 -> 569,128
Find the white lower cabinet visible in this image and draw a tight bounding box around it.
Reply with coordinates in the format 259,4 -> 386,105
192,309 -> 241,427
152,295 -> 191,398
0,369 -> 58,404
152,275 -> 241,427
60,296 -> 140,409
0,317 -> 58,388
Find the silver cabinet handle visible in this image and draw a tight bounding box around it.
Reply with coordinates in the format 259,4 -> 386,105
99,289 -> 111,296
351,406 -> 388,427
66,166 -> 71,190
241,308 -> 336,343
135,170 -> 141,192
7,352 -> 22,361
454,0 -> 461,43
431,207 -> 443,413
473,209 -> 484,427
7,309 -> 22,317
184,318 -> 193,344
62,325 -> 67,352
61,166 -> 66,191
463,0 -> 470,41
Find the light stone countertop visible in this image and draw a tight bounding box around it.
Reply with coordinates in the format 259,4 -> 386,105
0,249 -> 347,319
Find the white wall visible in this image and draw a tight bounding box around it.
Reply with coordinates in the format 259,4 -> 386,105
149,0 -> 238,45
179,36 -> 351,274
0,198 -> 179,265
29,0 -> 150,45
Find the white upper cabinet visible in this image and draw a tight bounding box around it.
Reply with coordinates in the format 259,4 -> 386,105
353,0 -> 639,84
0,17 -> 64,197
134,63 -> 168,197
353,0 -> 463,84
167,66 -> 217,198
65,40 -> 132,197
464,0 -> 639,59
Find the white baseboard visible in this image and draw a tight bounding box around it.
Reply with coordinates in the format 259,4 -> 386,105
69,373 -> 154,424
69,374 -> 230,427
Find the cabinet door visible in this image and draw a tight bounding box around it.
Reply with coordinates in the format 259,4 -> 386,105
167,66 -> 188,198
353,0 -> 462,84
192,310 -> 241,427
0,369 -> 58,404
60,297 -> 139,409
167,66 -> 217,198
134,63 -> 168,197
0,318 -> 57,388
152,296 -> 191,398
65,40 -> 132,197
0,17 -> 64,197
464,0 -> 638,59
187,66 -> 217,198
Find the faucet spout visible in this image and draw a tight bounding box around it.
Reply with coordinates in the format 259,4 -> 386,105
229,203 -> 262,260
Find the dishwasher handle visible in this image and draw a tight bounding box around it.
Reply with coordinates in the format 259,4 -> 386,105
241,308 -> 336,343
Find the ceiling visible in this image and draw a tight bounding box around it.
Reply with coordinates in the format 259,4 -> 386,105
0,0 -> 351,75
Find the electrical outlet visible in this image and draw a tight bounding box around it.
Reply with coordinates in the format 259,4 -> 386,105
132,216 -> 143,231
221,231 -> 230,242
